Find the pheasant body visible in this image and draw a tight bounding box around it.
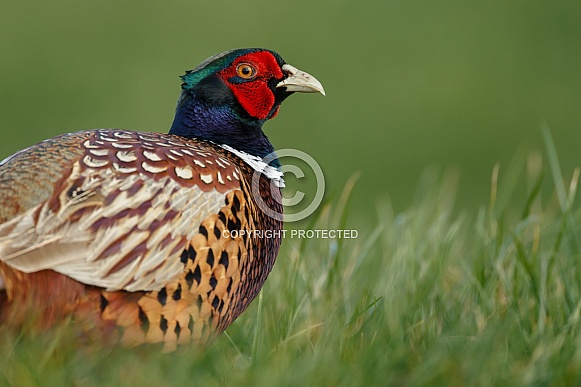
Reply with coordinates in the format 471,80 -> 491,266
0,48 -> 324,350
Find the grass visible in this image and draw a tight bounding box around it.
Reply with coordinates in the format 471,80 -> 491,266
2,132 -> 581,386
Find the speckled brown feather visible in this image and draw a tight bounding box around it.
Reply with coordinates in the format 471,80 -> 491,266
0,129 -> 283,350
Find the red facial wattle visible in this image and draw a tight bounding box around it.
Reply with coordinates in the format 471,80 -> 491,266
217,51 -> 284,120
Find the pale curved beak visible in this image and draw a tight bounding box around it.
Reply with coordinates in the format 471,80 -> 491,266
276,64 -> 326,96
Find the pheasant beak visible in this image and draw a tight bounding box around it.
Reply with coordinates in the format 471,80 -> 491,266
276,64 -> 326,96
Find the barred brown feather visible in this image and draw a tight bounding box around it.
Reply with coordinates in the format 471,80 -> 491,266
0,129 -> 283,350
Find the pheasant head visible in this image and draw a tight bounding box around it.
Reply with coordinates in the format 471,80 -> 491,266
169,48 -> 325,161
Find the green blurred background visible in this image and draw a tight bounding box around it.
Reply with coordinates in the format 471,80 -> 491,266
1,0 -> 580,218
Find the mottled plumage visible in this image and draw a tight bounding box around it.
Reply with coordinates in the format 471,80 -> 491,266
0,48 -> 324,350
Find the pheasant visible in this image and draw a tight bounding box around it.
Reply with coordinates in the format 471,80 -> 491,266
0,48 -> 324,350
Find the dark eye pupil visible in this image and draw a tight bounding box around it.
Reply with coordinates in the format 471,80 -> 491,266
242,67 -> 251,75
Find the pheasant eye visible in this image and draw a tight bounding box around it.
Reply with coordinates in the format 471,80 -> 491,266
236,63 -> 257,79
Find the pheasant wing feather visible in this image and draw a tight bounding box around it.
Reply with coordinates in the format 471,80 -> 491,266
0,130 -> 243,291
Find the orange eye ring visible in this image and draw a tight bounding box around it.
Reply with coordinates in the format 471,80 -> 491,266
236,63 -> 257,79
